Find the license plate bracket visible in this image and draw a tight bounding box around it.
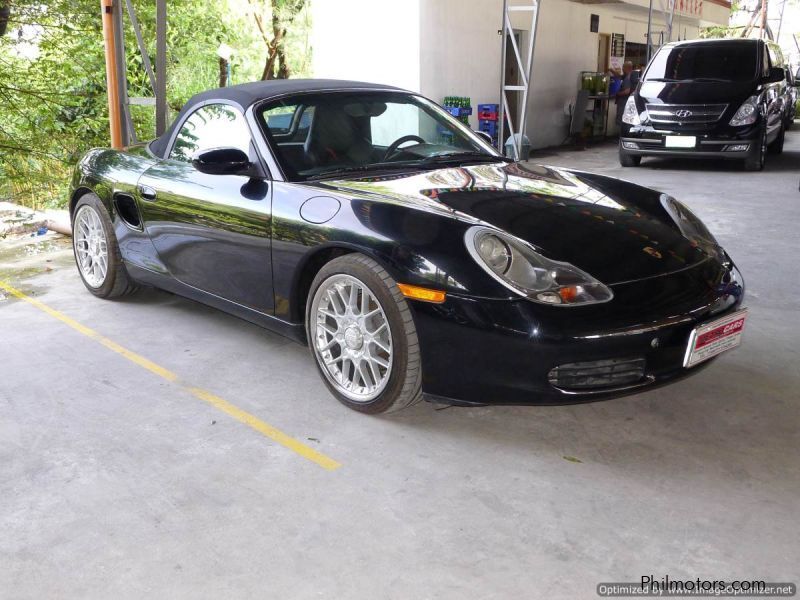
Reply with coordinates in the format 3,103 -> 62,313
684,309 -> 748,368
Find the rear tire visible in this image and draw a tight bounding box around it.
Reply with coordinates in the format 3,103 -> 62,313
619,147 -> 641,167
72,193 -> 138,299
743,126 -> 767,171
306,254 -> 422,414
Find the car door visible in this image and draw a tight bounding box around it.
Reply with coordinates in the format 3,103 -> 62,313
137,102 -> 274,313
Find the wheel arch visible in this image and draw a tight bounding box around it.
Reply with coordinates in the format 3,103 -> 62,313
289,242 -> 401,324
69,186 -> 96,219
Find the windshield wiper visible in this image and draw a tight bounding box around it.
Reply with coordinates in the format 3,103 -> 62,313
307,162 -> 417,179
420,151 -> 513,166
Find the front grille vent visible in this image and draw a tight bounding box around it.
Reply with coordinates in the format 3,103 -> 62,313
548,357 -> 646,391
645,103 -> 727,126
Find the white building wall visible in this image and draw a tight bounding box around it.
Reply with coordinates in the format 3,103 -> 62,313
310,0 -> 421,92
419,0 -> 503,130
311,0 -> 713,150
522,0 -> 702,146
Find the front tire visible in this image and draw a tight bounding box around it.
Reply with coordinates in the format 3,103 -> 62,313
619,147 -> 641,167
743,126 -> 767,171
768,123 -> 785,154
306,254 -> 422,414
72,193 -> 137,298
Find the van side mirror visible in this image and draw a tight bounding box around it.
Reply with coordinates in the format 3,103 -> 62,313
763,67 -> 785,84
192,147 -> 252,176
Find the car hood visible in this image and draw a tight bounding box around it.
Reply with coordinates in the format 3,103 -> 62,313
637,80 -> 754,108
314,162 -> 712,285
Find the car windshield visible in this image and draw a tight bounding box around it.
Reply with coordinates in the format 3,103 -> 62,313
645,43 -> 758,82
256,91 -> 501,181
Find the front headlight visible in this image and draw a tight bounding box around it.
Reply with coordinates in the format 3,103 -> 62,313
621,96 -> 641,125
660,194 -> 723,260
729,95 -> 759,126
465,226 -> 613,306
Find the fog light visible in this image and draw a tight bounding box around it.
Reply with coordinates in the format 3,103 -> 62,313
622,141 -> 639,150
725,143 -> 749,152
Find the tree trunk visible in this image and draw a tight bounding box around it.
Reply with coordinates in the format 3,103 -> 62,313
0,1 -> 10,37
277,29 -> 290,79
219,57 -> 228,87
261,47 -> 278,80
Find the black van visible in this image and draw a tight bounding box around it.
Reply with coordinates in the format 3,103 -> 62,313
619,38 -> 796,171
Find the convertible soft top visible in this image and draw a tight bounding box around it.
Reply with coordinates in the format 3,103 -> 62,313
149,79 -> 403,158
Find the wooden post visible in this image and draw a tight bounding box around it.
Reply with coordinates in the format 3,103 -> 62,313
100,0 -> 123,149
155,0 -> 167,136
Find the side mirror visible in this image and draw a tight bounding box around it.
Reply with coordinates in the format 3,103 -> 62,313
763,66 -> 785,84
191,147 -> 251,176
474,130 -> 494,145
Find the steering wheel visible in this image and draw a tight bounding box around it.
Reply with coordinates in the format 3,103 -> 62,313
382,135 -> 426,161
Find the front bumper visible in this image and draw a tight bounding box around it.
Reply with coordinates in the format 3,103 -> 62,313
620,124 -> 760,160
413,258 -> 745,406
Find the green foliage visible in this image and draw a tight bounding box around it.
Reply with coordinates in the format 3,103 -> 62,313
0,0 -> 311,209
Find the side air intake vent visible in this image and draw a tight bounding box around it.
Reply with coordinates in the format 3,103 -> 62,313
114,194 -> 142,230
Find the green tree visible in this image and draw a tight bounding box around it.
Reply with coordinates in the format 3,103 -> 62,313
246,0 -> 310,80
0,0 -> 311,210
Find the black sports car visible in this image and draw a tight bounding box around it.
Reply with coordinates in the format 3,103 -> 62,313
69,79 -> 746,413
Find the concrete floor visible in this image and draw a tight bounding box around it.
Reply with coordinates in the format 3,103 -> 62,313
1,137 -> 799,599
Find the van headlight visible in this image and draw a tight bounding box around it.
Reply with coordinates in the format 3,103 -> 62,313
621,96 -> 642,125
729,96 -> 759,126
465,226 -> 613,306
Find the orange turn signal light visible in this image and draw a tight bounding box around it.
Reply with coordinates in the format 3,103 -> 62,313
397,283 -> 446,304
558,286 -> 579,303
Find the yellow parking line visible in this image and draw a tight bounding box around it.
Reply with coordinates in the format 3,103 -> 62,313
0,280 -> 342,472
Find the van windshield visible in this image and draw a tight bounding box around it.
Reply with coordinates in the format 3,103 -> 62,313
645,43 -> 758,82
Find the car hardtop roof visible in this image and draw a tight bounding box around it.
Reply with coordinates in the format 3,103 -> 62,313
185,78 -> 407,110
150,79 -> 408,158
663,38 -> 761,49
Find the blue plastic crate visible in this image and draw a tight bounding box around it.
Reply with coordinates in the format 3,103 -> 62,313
444,106 -> 473,118
479,120 -> 498,136
478,104 -> 499,114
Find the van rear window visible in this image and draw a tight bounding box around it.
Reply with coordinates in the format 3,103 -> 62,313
645,43 -> 758,82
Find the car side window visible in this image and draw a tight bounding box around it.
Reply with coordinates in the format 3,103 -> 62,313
762,45 -> 772,77
169,103 -> 251,163
263,104 -> 314,142
768,44 -> 785,67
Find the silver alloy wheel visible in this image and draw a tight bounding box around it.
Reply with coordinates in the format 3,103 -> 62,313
310,274 -> 393,402
74,205 -> 109,288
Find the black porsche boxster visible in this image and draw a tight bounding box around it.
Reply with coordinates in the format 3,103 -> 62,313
69,79 -> 746,413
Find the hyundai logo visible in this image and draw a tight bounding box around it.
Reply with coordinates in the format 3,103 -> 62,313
675,109 -> 693,118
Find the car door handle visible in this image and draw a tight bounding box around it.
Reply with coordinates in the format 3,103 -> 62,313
138,185 -> 157,201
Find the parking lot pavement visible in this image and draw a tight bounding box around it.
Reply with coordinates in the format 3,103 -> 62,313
1,134 -> 799,599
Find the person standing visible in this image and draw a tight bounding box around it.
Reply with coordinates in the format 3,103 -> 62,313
615,61 -> 640,129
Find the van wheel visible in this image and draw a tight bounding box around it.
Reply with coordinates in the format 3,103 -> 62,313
743,127 -> 767,171
768,124 -> 785,154
619,148 -> 641,167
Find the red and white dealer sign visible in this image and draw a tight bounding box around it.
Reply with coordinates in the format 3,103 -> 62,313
684,308 -> 748,368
